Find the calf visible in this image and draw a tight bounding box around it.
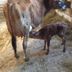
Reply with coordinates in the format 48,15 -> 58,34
30,22 -> 68,54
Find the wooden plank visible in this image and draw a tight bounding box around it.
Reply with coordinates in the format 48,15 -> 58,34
55,9 -> 72,22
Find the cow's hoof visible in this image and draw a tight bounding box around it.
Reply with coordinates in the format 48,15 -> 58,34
15,55 -> 19,59
24,57 -> 29,62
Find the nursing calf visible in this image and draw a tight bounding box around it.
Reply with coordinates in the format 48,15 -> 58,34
30,22 -> 68,54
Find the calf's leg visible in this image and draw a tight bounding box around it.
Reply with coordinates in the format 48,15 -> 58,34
46,38 -> 51,55
43,40 -> 47,50
58,34 -> 66,52
62,37 -> 66,52
23,29 -> 30,61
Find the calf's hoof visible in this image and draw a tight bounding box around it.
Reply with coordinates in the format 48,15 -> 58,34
63,49 -> 66,53
61,42 -> 64,45
45,51 -> 49,55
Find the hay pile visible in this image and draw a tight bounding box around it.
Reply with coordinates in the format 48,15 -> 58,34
0,22 -> 10,52
42,10 -> 70,25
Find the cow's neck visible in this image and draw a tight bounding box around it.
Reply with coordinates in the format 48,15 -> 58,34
30,0 -> 46,27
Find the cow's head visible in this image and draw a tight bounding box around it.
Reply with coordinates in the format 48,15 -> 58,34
13,3 -> 33,32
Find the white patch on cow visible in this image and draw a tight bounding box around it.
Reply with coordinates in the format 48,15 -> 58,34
29,25 -> 32,32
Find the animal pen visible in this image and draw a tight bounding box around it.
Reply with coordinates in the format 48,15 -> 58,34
0,0 -> 72,72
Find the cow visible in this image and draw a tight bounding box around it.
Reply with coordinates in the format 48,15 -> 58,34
3,0 -> 49,61
30,22 -> 68,54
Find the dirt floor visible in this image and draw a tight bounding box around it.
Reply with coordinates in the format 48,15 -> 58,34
0,22 -> 72,72
0,11 -> 72,72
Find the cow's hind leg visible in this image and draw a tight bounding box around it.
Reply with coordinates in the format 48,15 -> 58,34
11,35 -> 19,59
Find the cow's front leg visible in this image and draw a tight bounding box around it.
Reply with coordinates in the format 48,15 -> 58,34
23,36 -> 29,61
23,29 -> 30,61
11,35 -> 19,59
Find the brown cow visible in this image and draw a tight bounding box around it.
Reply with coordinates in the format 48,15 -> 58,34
3,0 -> 49,61
3,2 -> 31,61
